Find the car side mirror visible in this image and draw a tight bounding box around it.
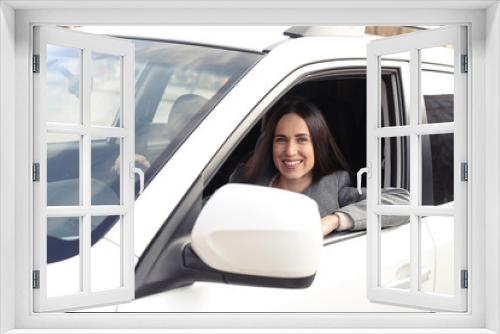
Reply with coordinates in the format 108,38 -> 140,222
191,183 -> 323,279
135,183 -> 323,298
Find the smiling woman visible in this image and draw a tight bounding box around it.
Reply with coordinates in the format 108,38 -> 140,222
236,97 -> 410,236
272,112 -> 317,193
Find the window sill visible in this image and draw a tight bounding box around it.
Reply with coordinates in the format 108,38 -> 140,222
3,328 -> 498,334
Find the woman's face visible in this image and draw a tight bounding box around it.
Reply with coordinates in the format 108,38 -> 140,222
272,113 -> 315,184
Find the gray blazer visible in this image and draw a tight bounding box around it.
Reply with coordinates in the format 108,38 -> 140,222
230,166 -> 409,231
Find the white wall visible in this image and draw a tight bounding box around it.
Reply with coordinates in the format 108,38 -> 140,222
485,2 -> 500,333
0,2 -> 16,333
0,1 -> 498,332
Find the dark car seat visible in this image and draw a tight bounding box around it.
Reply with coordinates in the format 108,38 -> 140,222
138,93 -> 209,168
311,96 -> 365,174
168,93 -> 208,127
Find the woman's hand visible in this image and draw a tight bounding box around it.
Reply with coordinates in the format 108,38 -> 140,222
113,153 -> 151,173
321,214 -> 340,236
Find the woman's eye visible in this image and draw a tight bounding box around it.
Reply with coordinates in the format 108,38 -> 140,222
275,137 -> 286,143
298,137 -> 309,143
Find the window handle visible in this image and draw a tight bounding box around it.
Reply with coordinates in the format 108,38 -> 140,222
130,162 -> 145,195
357,167 -> 368,195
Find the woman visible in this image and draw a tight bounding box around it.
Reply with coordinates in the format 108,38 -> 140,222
235,97 -> 409,236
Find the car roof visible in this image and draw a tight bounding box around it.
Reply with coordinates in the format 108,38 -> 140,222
74,25 -> 393,54
75,26 -> 453,67
75,26 -> 292,53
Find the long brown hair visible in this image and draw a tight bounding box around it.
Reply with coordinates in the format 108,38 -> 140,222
243,97 -> 351,183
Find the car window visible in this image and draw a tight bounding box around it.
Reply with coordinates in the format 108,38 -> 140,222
46,39 -> 262,264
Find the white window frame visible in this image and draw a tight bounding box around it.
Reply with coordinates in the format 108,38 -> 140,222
0,1 -> 498,333
32,26 -> 136,312
366,26 -> 468,312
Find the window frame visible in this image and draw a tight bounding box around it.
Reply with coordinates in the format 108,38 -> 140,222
0,2 -> 496,333
32,25 -> 136,312
366,26 -> 468,311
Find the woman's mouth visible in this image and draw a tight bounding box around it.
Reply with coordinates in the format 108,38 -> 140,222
282,160 -> 302,169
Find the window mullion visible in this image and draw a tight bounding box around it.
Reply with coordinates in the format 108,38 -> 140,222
374,122 -> 454,138
374,205 -> 454,216
409,48 -> 420,295
35,38 -> 49,306
81,47 -> 91,294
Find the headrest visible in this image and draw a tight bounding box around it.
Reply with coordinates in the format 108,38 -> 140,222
168,94 -> 208,124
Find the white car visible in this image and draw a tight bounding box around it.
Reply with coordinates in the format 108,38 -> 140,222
42,26 -> 456,313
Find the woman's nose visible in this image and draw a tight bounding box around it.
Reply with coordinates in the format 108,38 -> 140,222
285,141 -> 297,155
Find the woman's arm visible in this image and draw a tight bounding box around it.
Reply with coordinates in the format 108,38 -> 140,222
320,214 -> 339,236
321,212 -> 353,235
336,188 -> 410,231
335,171 -> 410,231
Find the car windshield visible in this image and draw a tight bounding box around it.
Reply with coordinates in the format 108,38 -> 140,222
46,38 -> 262,263
132,39 -> 262,183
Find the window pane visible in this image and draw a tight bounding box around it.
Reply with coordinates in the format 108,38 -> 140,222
420,216 -> 454,296
47,217 -> 81,297
380,215 -> 411,290
380,52 -> 410,127
47,133 -> 81,206
153,69 -> 225,124
420,134 -> 454,206
91,52 -> 122,127
423,92 -> 453,124
91,216 -> 121,291
420,46 -> 454,124
91,137 -> 121,205
379,136 -> 410,204
46,45 -> 81,124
